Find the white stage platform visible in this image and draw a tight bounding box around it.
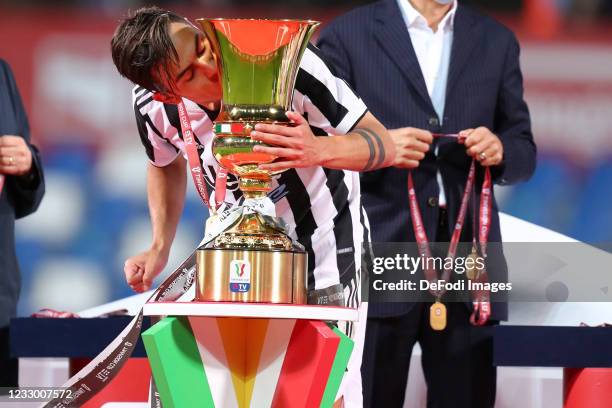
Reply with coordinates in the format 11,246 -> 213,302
143,301 -> 359,321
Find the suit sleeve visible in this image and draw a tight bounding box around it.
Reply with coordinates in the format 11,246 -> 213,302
492,33 -> 537,185
1,60 -> 45,219
317,24 -> 354,88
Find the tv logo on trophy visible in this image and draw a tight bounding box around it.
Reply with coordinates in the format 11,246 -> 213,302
229,260 -> 251,293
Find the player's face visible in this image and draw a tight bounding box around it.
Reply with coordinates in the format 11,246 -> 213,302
162,22 -> 222,105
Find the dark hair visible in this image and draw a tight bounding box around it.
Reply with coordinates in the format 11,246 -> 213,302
111,6 -> 186,93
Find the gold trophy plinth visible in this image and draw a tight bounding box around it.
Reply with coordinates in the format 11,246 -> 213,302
195,18 -> 319,304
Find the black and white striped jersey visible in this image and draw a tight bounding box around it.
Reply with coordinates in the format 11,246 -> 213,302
132,44 -> 368,302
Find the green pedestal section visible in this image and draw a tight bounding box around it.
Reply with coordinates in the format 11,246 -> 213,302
142,317 -> 214,408
320,325 -> 355,408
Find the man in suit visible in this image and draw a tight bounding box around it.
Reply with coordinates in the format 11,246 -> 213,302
318,0 -> 536,407
0,59 -> 45,388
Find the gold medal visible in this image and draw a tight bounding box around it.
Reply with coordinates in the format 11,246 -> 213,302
465,245 -> 481,281
430,301 -> 447,331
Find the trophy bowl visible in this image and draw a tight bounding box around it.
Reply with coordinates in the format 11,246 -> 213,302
195,18 -> 319,304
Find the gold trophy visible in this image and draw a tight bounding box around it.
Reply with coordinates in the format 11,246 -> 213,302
195,18 -> 319,304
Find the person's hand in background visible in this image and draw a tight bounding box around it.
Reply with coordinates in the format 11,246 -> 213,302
460,127 -> 504,166
0,135 -> 33,176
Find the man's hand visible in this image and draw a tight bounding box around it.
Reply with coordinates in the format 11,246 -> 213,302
459,127 -> 504,166
251,111 -> 324,172
124,247 -> 170,292
389,127 -> 433,168
0,135 -> 33,176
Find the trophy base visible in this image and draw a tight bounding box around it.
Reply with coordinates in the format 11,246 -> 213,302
195,247 -> 307,304
212,211 -> 294,251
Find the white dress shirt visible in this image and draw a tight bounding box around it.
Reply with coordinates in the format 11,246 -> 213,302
397,0 -> 457,207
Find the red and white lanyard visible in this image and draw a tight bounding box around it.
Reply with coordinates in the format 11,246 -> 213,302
407,161 -> 476,296
177,101 -> 227,212
470,166 -> 492,326
408,144 -> 492,326
0,175 -> 5,196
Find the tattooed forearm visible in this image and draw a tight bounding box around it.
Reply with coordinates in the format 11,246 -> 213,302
354,128 -> 386,171
354,128 -> 376,171
363,128 -> 386,169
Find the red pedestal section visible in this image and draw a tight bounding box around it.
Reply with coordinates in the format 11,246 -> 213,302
271,320 -> 339,408
69,358 -> 151,407
564,368 -> 612,408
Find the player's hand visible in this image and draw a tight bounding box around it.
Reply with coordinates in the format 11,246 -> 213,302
389,127 -> 433,168
123,247 -> 169,292
459,127 -> 504,166
251,111 -> 323,171
0,135 -> 33,176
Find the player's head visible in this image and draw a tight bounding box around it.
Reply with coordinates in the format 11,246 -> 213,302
111,6 -> 222,105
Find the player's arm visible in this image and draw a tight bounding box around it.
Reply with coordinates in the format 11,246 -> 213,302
124,90 -> 189,292
147,156 -> 187,256
124,156 -> 187,292
253,110 -> 396,172
319,111 -> 396,171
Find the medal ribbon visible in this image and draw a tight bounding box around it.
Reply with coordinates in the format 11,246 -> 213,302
177,101 -> 227,211
0,175 -> 4,196
407,138 -> 492,326
407,161 -> 475,298
470,167 -> 492,326
43,253 -> 197,408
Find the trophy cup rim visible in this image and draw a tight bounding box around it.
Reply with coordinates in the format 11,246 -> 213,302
196,17 -> 320,25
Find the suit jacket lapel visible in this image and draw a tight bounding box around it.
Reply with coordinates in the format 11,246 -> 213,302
446,5 -> 482,99
374,0 -> 434,112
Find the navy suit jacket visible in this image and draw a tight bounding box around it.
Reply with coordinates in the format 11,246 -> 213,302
318,1 -> 536,320
0,59 -> 45,328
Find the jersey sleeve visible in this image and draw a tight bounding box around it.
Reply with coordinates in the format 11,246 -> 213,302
292,44 -> 368,135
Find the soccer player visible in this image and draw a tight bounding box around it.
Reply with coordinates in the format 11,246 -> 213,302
111,6 -> 427,406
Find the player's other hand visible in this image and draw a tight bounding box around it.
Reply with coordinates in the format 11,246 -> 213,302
124,247 -> 169,292
389,127 -> 433,168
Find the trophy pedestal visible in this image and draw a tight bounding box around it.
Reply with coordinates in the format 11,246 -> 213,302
142,302 -> 357,408
196,247 -> 307,304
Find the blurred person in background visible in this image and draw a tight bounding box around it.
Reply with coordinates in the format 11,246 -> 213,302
0,59 -> 45,388
318,0 -> 536,407
110,6 -> 428,406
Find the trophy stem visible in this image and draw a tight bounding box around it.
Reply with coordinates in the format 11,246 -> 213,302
240,176 -> 271,199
